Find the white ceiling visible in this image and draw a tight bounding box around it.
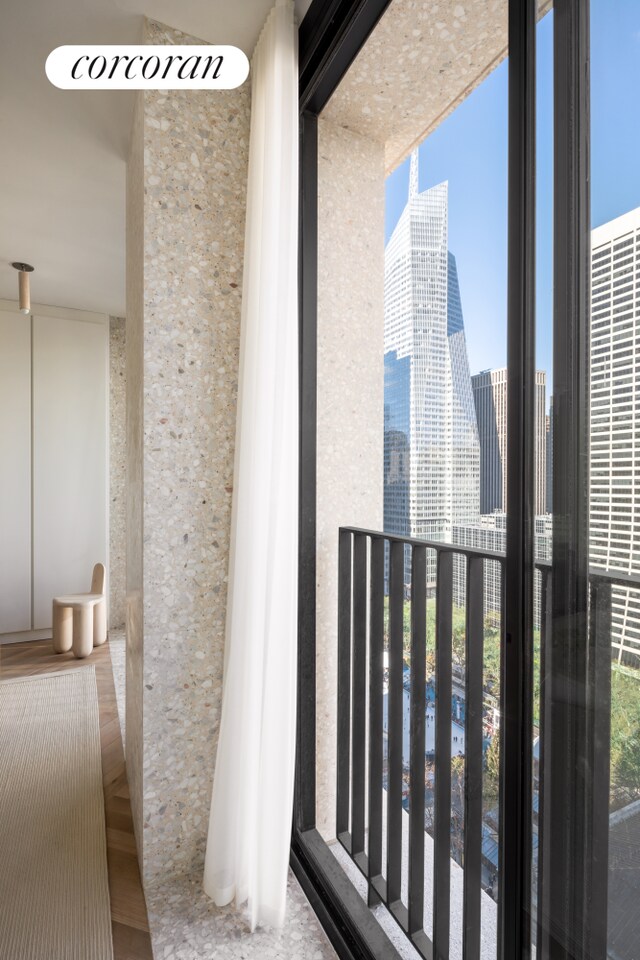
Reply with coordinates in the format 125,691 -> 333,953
0,0 -> 311,316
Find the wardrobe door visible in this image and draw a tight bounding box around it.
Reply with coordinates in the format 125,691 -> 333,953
32,314 -> 108,629
0,312 -> 32,634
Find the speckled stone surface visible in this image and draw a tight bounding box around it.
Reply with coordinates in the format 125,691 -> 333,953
145,868 -> 337,960
109,317 -> 126,629
315,121 -> 385,838
110,626 -> 335,960
109,629 -> 126,743
126,87 -> 145,858
321,0 -> 551,173
110,620 -> 336,960
126,18 -> 250,886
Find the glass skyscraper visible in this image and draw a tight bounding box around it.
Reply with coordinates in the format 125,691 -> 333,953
384,350 -> 411,538
384,150 -> 480,579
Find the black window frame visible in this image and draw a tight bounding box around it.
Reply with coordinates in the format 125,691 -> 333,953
291,3 -> 602,960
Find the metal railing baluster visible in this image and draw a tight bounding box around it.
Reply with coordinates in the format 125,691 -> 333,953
434,549 -> 453,960
463,556 -> 484,960
587,577 -> 612,960
337,528 -> 352,844
409,545 -> 427,937
351,533 -> 368,859
387,539 -> 405,911
368,535 -> 385,906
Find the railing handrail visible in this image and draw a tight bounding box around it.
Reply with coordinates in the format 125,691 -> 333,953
339,525 -> 507,563
588,566 -> 640,588
338,526 -> 640,590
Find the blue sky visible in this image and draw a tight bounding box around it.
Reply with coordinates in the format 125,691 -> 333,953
384,1 -> 640,384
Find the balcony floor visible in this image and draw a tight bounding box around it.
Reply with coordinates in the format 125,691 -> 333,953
330,795 -> 498,960
144,867 -> 336,960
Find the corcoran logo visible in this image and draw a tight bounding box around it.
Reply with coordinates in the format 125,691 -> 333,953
46,45 -> 250,90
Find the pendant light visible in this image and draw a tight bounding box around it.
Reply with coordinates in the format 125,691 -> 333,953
11,262 -> 34,315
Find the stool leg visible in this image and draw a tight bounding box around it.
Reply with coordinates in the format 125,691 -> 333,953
93,599 -> 107,646
72,606 -> 93,659
52,603 -> 72,654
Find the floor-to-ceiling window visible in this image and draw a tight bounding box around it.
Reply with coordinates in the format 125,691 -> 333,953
293,2 -> 639,958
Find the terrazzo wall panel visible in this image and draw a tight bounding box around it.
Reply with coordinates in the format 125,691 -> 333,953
126,19 -> 250,886
109,316 -> 126,630
316,120 -> 385,839
321,0 -> 511,173
126,89 -> 145,856
320,0 -> 551,174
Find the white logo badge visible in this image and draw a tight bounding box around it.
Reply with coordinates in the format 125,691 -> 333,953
46,45 -> 249,90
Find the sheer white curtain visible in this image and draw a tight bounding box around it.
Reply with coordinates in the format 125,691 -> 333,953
203,0 -> 298,931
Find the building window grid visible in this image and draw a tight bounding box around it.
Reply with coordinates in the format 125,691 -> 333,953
590,223 -> 639,661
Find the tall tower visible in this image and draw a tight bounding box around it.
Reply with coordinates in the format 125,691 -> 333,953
470,369 -> 507,514
384,150 -> 480,568
471,368 -> 547,515
590,207 -> 640,663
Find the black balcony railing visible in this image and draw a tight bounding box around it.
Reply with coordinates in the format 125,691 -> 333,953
336,526 -> 639,960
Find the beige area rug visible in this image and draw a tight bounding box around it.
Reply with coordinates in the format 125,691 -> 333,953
0,667 -> 113,960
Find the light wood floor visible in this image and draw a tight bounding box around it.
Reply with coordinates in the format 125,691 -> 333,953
1,638 -> 154,960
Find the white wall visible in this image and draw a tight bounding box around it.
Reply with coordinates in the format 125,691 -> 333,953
0,302 -> 108,640
0,311 -> 32,633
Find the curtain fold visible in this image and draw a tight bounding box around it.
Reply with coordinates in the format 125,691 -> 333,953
203,0 -> 299,931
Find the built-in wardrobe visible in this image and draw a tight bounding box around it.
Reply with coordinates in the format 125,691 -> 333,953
0,303 -> 108,641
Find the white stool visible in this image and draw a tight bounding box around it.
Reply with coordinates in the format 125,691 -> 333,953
52,563 -> 106,659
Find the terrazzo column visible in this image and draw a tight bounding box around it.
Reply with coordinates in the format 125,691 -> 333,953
126,19 -> 250,885
316,120 -> 385,839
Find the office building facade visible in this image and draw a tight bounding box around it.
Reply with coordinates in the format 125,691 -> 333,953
452,513 -> 552,629
590,207 -> 640,663
471,368 -> 547,516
